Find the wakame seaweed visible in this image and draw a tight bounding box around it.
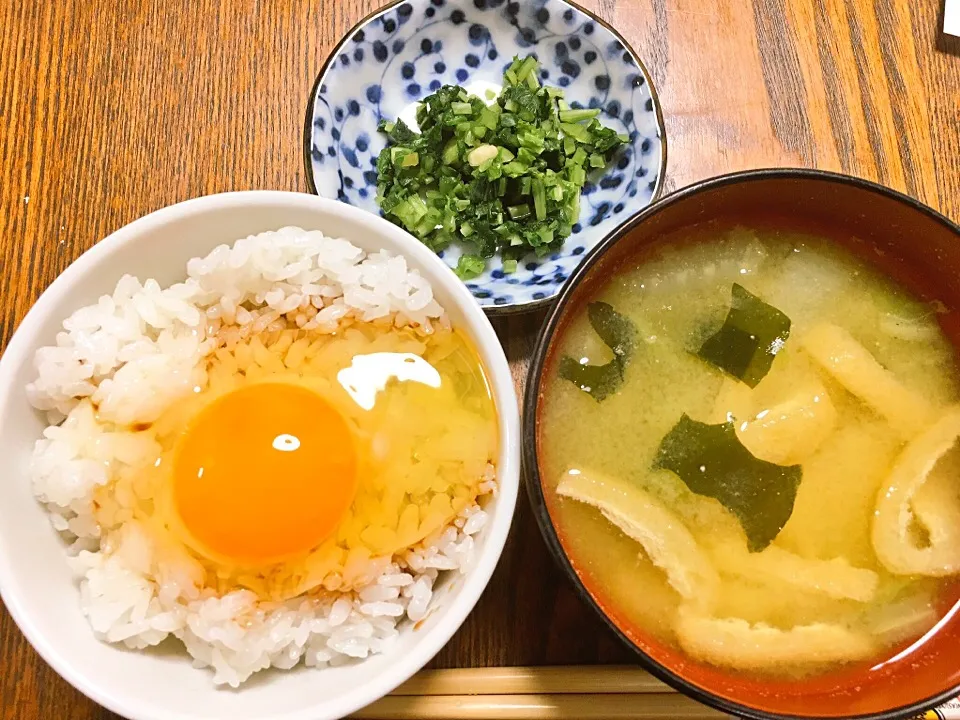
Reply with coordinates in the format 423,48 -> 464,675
586,301 -> 636,362
559,302 -> 637,401
653,414 -> 802,552
696,284 -> 791,388
558,357 -> 624,402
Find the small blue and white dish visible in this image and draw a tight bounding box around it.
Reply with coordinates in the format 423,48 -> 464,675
303,0 -> 666,313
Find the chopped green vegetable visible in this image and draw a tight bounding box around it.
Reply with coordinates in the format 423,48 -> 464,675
696,284 -> 791,388
532,177 -> 546,220
559,302 -> 637,401
455,254 -> 485,280
507,203 -> 531,220
375,55 -> 627,274
559,108 -> 601,123
653,414 -> 802,552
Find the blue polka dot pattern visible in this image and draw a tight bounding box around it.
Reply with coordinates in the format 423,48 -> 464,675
306,0 -> 665,311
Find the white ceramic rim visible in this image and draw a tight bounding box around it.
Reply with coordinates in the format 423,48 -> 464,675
0,190 -> 521,720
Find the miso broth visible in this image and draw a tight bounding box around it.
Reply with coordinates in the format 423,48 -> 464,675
538,227 -> 960,677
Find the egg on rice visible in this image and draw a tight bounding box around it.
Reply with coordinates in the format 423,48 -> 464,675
25,227 -> 499,687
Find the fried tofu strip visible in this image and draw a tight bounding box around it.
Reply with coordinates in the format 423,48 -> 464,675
801,323 -> 934,438
676,611 -> 875,671
873,407 -> 960,576
709,542 -> 878,602
557,469 -> 719,603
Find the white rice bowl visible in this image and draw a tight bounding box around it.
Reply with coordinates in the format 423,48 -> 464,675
0,193 -> 519,720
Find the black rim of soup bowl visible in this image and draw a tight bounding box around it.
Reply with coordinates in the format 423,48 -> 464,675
300,0 -> 668,316
521,168 -> 960,720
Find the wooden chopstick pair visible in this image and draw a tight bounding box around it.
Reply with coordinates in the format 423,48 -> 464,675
351,666 -> 729,719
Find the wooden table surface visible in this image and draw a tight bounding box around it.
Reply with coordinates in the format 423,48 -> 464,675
1,0 -> 958,717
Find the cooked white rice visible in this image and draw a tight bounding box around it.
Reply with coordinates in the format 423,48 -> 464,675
25,227 -> 496,687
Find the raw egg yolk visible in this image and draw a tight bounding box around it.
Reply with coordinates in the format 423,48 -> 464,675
172,382 -> 357,566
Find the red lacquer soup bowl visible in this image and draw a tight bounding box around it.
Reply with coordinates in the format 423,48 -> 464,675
523,169 -> 960,720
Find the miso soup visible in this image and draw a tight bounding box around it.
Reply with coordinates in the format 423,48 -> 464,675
538,226 -> 960,678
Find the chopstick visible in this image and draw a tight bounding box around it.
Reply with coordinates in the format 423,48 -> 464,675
352,693 -> 726,719
390,665 -> 669,695
350,666 -> 730,719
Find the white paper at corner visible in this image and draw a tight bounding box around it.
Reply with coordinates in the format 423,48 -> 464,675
946,0 -> 960,37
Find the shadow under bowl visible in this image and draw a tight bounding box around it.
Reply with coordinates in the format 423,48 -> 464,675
523,168 -> 960,720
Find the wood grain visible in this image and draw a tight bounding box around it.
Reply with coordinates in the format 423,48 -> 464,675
1,0 -> 958,717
